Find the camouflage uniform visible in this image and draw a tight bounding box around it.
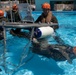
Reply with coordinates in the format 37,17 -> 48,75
35,12 -> 59,30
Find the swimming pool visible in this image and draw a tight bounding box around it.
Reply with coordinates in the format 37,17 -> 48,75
0,11 -> 76,75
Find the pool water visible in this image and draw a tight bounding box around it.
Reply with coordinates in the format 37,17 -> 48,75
0,11 -> 76,75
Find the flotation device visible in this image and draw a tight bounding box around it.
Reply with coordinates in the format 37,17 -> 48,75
34,26 -> 54,38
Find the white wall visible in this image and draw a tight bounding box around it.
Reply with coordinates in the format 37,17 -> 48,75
35,0 -> 50,11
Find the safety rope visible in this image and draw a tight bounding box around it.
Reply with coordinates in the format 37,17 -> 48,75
19,28 -> 34,65
1,21 -> 35,75
10,28 -> 35,75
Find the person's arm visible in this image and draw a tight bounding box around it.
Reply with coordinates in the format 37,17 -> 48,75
50,14 -> 65,45
32,38 -> 39,44
51,14 -> 59,30
51,14 -> 58,23
51,31 -> 67,45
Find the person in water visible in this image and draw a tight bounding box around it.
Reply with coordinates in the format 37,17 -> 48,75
0,10 -> 8,40
35,2 -> 59,30
9,4 -> 34,35
32,38 -> 76,64
31,3 -> 76,64
33,3 -> 59,43
32,3 -> 59,44
6,4 -> 21,34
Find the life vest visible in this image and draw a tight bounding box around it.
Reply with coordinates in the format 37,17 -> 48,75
41,11 -> 52,23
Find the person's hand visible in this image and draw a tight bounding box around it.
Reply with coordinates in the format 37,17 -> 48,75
32,38 -> 39,44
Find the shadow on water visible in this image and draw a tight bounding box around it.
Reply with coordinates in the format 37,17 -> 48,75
15,54 -> 64,75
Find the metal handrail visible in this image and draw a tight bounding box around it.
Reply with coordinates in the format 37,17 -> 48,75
0,22 -> 58,28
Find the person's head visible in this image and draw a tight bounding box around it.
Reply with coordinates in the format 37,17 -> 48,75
5,6 -> 10,12
12,4 -> 18,11
42,3 -> 51,15
0,10 -> 4,18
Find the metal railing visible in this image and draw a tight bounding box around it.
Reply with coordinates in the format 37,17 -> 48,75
0,22 -> 58,75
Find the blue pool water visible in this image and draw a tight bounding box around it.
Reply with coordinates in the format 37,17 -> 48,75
0,11 -> 76,75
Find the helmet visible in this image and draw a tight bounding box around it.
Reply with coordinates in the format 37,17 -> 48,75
0,10 -> 4,17
42,3 -> 51,9
12,4 -> 18,10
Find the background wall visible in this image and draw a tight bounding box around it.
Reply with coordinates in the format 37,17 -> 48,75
35,0 -> 76,11
35,0 -> 50,11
